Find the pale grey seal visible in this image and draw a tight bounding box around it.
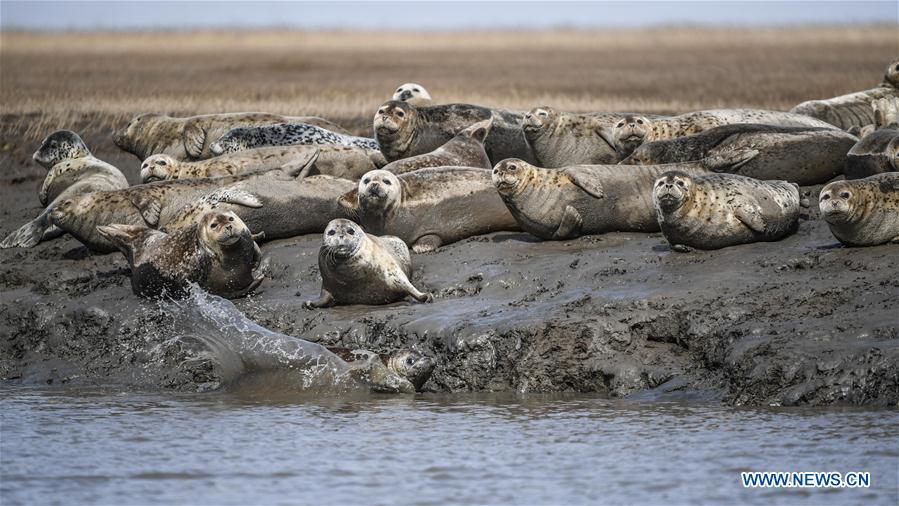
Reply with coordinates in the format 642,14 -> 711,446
819,173 -> 899,246
392,83 -> 433,107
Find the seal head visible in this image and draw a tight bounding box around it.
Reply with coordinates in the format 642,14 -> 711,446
392,83 -> 432,106
321,218 -> 365,259
612,115 -> 651,157
386,350 -> 435,391
33,130 -> 91,169
522,106 -> 556,139
200,210 -> 248,251
356,169 -> 402,214
141,154 -> 179,183
209,126 -> 258,155
884,59 -> 899,88
652,172 -> 692,213
373,101 -> 417,157
818,182 -> 856,223
492,159 -> 529,197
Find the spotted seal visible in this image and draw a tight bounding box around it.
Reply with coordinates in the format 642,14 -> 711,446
620,124 -> 858,185
790,59 -> 899,131
338,167 -> 519,252
845,97 -> 899,179
392,83 -> 433,107
489,158 -> 761,240
652,172 -> 802,251
210,123 -> 379,156
325,347 -> 435,391
373,100 -> 536,165
819,173 -> 899,246
97,210 -> 266,299
114,112 -> 349,161
304,219 -> 433,308
1,130 -> 129,249
380,119 -> 491,174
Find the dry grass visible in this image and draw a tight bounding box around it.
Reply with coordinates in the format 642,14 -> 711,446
1,26 -> 897,139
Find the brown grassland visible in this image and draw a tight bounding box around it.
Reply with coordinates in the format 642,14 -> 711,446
1,26 -> 898,140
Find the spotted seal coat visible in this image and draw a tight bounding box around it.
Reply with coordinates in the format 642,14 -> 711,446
392,83 -> 433,107
819,173 -> 899,246
380,119 -> 492,174
373,100 -> 536,165
845,97 -> 899,180
114,112 -> 348,161
210,123 -> 380,155
304,219 -> 433,308
652,172 -> 802,251
338,167 -> 520,253
620,124 -> 858,185
1,130 -> 129,249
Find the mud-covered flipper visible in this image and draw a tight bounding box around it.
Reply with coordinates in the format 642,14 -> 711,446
303,289 -> 335,309
553,205 -> 583,240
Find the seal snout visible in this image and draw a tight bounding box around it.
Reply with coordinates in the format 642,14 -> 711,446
492,159 -> 523,193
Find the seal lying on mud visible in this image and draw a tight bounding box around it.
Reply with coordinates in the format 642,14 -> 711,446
1,130 -> 129,249
819,173 -> 899,247
790,59 -> 899,131
339,167 -> 519,253
845,97 -> 899,180
620,124 -> 858,185
114,112 -> 348,161
373,100 -> 536,164
210,123 -> 379,155
140,148 -> 320,182
98,210 -> 266,299
304,219 -> 433,308
392,83 -> 433,107
652,172 -> 802,251
380,120 -> 492,174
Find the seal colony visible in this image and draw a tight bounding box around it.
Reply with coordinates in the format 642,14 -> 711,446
4,57 -> 898,396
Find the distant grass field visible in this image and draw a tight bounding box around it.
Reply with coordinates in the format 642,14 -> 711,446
1,26 -> 897,139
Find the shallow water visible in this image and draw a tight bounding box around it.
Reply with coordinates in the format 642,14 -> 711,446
1,386 -> 897,505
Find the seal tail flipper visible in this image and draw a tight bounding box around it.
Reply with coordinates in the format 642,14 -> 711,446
872,97 -> 899,129
702,148 -> 759,172
284,148 -> 320,179
0,212 -> 51,249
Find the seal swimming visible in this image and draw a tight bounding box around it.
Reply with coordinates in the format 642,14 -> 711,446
380,119 -> 492,174
819,172 -> 899,247
620,124 -> 858,185
652,172 -> 802,251
392,83 -> 433,107
373,100 -> 536,164
1,130 -> 129,249
209,123 -> 380,155
338,167 -> 520,252
97,210 -> 266,299
304,219 -> 433,308
114,112 -> 348,161
845,97 -> 899,180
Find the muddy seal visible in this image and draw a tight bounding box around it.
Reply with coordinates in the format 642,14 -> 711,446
653,172 -> 802,251
621,124 -> 858,185
304,219 -> 433,308
790,59 -> 899,131
210,123 -> 379,155
392,83 -> 433,107
819,173 -> 899,246
491,158 -> 732,240
373,100 -> 535,165
845,97 -> 899,180
380,119 -> 492,174
114,112 -> 348,161
339,167 -> 519,252
1,130 -> 129,249
326,347 -> 435,391
97,210 -> 266,299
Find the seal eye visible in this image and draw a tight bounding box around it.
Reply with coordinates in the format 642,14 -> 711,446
384,179 -> 392,185
210,223 -> 217,229
157,160 -> 166,166
327,229 -> 336,236
396,110 -> 405,118
378,108 -> 386,115
821,194 -> 831,200
396,88 -> 402,93
840,191 -> 850,199
347,228 -> 355,235
363,178 -> 370,184
508,164 -> 518,171
228,216 -> 234,222
406,357 -> 415,366
617,122 -> 625,128
413,88 -> 420,92
676,180 -> 686,188
538,111 -> 547,117
636,119 -> 644,125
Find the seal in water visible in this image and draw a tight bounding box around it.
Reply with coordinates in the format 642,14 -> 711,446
652,172 -> 802,251
304,219 -> 433,308
114,112 -> 349,161
819,172 -> 899,247
339,167 -> 520,253
845,97 -> 899,180
392,83 -> 433,107
380,119 -> 492,174
790,59 -> 899,131
373,100 -> 536,165
620,124 -> 858,186
1,130 -> 129,249
97,210 -> 266,299
209,123 -> 380,155
490,157 -> 756,240
326,347 -> 435,391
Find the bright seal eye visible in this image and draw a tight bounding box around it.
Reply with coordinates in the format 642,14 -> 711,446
363,178 -> 370,184
347,229 -> 355,235
327,230 -> 336,236
840,192 -> 850,199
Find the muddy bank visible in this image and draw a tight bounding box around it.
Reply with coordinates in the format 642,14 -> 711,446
1,127 -> 897,406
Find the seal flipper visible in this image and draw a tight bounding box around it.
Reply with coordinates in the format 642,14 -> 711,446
96,223 -> 146,256
182,122 -> 207,159
563,168 -> 605,199
553,205 -> 583,240
378,235 -> 413,275
733,204 -> 767,234
411,234 -> 442,254
283,149 -> 320,179
702,148 -> 759,173
129,193 -> 163,227
303,289 -> 335,309
0,211 -> 52,249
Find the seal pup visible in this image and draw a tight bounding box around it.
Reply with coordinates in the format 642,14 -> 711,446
620,124 -> 858,186
339,167 -> 520,252
373,100 -> 536,165
845,97 -> 899,179
209,123 -> 380,155
1,130 -> 129,249
652,172 -> 802,251
326,347 -> 435,392
392,83 -> 433,107
97,210 -> 266,299
380,119 -> 492,174
304,219 -> 433,308
819,173 -> 899,247
114,112 -> 348,161
790,59 -> 899,131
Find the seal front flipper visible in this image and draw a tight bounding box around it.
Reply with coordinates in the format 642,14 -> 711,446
182,122 -> 208,159
671,244 -> 694,253
734,204 -> 767,233
129,193 -> 163,227
303,290 -> 335,309
41,224 -> 65,242
411,234 -> 442,253
702,148 -> 759,173
563,168 -> 605,199
553,205 -> 583,240
95,223 -> 146,255
283,149 -> 320,179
